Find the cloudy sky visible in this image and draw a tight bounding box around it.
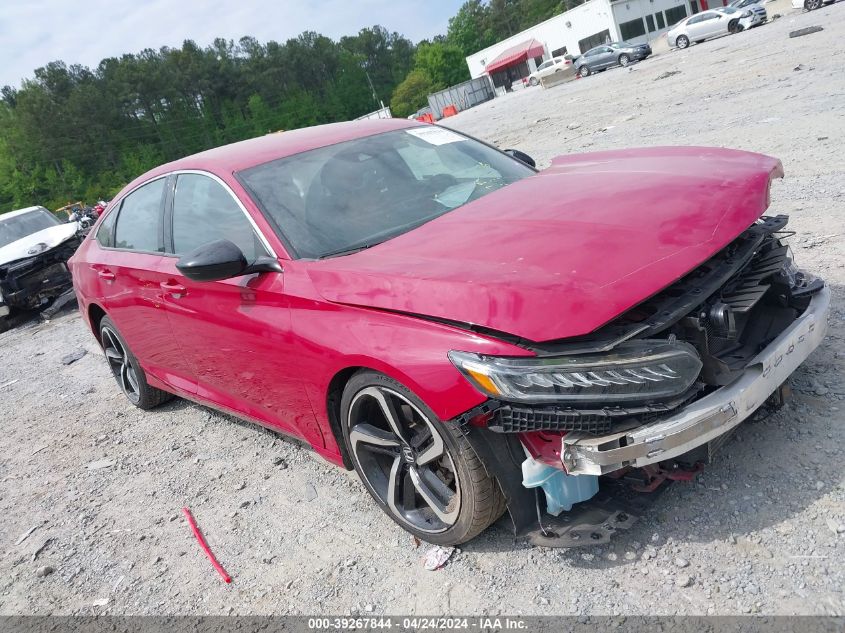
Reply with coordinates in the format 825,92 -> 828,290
0,0 -> 464,88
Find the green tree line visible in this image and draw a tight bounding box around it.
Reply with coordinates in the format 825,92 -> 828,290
0,1 -> 574,212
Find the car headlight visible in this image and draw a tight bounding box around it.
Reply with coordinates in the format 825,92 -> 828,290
449,340 -> 702,405
741,9 -> 752,16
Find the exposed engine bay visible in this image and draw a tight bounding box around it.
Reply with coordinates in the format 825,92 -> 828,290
482,215 -> 824,436
458,215 -> 828,546
0,235 -> 80,322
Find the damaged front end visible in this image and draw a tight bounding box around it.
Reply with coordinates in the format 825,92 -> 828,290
0,237 -> 80,321
454,215 -> 829,546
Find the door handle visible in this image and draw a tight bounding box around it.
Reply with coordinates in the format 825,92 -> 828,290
97,270 -> 115,281
160,281 -> 187,297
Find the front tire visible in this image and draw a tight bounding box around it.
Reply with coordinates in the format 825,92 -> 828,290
676,35 -> 690,49
618,54 -> 630,67
579,65 -> 591,77
341,370 -> 505,545
99,316 -> 173,409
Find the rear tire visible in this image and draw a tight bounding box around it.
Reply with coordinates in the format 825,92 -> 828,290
341,370 -> 505,546
676,35 -> 690,49
529,77 -> 539,86
99,316 -> 173,410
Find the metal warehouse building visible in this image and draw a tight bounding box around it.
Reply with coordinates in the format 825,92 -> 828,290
466,0 -> 718,87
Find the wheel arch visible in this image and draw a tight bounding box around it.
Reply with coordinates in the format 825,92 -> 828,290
325,365 -> 365,470
322,358 -> 448,469
88,302 -> 107,343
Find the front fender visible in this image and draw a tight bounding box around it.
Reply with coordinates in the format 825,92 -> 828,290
291,298 -> 530,449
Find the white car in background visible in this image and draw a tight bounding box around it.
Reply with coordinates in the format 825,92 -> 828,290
792,0 -> 835,9
0,206 -> 80,328
527,56 -> 575,86
667,6 -> 762,49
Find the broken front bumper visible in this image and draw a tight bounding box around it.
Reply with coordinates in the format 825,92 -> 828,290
561,285 -> 830,476
0,239 -> 78,313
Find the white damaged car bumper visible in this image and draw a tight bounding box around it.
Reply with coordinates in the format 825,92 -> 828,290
561,285 -> 830,476
739,8 -> 767,28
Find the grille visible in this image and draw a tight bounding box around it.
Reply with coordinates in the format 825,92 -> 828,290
490,395 -> 696,434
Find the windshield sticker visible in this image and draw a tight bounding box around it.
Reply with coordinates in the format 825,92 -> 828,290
407,127 -> 465,146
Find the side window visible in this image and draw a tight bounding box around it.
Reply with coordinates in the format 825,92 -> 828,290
172,174 -> 267,261
114,179 -> 165,252
538,61 -> 550,71
96,208 -> 118,248
688,14 -> 703,23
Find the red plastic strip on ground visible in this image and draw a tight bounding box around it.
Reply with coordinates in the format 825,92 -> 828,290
182,507 -> 232,583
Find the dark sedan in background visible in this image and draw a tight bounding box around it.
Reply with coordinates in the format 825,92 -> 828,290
575,41 -> 652,77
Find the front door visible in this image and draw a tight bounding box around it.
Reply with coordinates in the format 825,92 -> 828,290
594,46 -> 615,69
160,172 -> 320,443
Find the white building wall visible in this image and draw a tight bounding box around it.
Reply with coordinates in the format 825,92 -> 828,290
611,0 -> 694,44
465,0 -> 619,79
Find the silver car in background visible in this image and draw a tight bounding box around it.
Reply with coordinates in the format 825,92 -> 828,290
667,6 -> 764,49
716,4 -> 767,28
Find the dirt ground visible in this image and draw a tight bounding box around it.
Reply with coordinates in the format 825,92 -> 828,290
1,6 -> 843,617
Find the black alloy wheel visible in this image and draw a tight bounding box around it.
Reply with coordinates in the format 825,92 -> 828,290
341,371 -> 505,545
101,324 -> 141,404
99,316 -> 172,409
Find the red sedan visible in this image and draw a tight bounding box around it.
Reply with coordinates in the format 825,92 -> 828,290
69,119 -> 829,546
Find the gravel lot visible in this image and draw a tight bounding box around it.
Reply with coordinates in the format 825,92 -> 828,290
1,6 -> 843,616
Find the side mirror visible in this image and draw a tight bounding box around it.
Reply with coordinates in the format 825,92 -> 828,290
176,239 -> 247,282
176,239 -> 283,282
504,149 -> 537,168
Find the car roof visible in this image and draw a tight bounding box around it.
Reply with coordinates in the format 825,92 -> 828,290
139,118 -> 421,181
1,206 -> 48,220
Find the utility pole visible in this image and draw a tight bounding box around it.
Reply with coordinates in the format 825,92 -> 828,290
363,67 -> 385,110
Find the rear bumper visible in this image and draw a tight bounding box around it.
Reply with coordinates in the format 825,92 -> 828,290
561,285 -> 830,476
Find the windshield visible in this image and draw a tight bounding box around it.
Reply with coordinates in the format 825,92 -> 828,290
238,127 -> 534,259
0,208 -> 62,248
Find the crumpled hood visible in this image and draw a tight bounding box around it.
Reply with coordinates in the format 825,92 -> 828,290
306,146 -> 783,342
0,222 -> 79,266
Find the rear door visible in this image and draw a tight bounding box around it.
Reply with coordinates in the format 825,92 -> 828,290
92,176 -> 195,393
159,172 -> 317,441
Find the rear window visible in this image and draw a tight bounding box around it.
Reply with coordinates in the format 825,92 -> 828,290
113,178 -> 165,252
96,209 -> 118,248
